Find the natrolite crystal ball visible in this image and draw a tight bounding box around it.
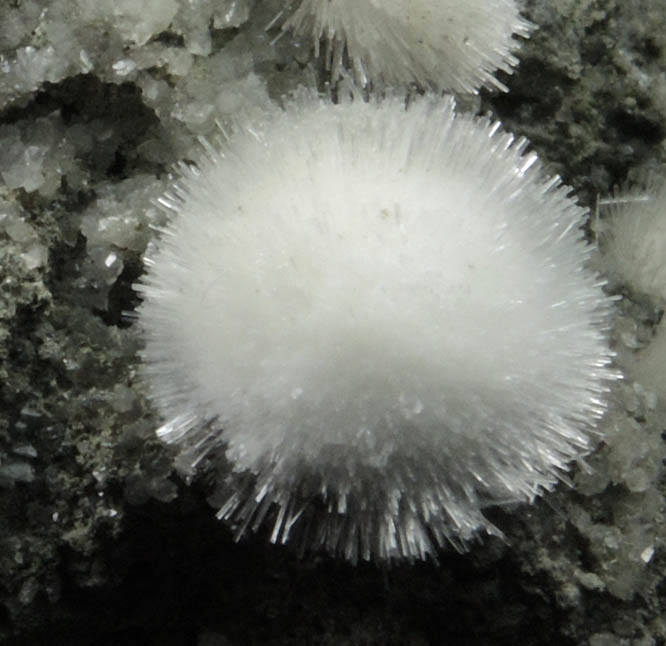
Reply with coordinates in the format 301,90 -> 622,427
280,0 -> 532,92
136,94 -> 616,562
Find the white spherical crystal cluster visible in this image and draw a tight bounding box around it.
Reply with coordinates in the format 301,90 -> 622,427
279,0 -> 532,92
137,93 -> 616,562
598,173 -> 666,303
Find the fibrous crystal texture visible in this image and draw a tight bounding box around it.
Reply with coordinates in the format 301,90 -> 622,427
598,173 -> 666,302
137,94 -> 616,562
279,0 -> 532,92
